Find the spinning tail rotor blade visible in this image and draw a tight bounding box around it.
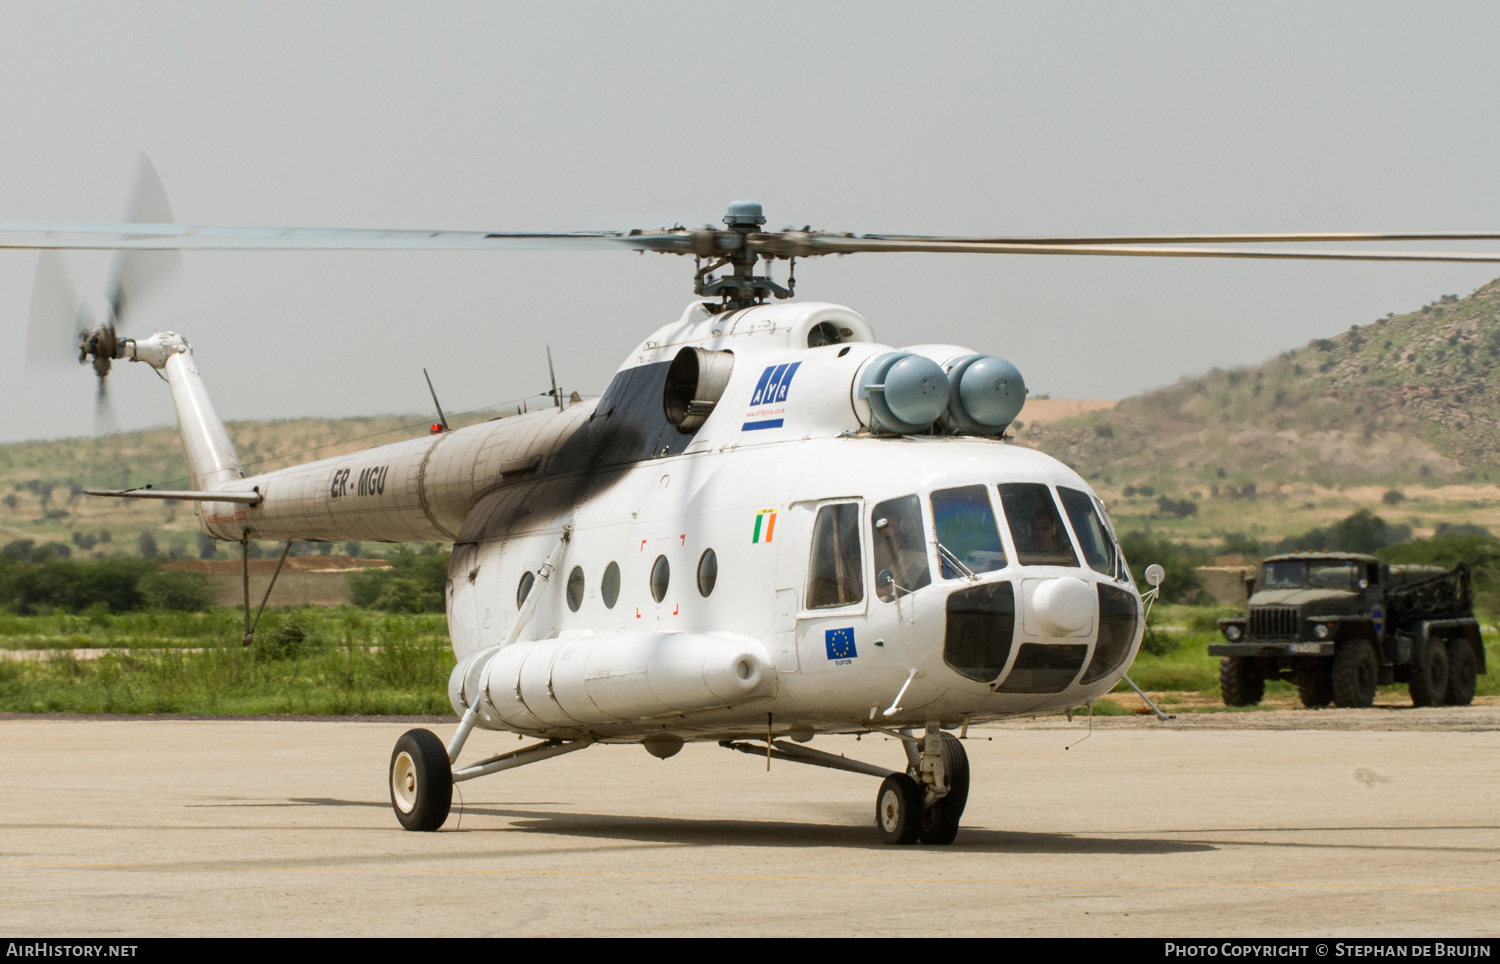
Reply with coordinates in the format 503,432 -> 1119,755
24,250 -> 82,372
107,153 -> 181,328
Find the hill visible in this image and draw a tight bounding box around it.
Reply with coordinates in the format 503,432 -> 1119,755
1017,276 -> 1500,488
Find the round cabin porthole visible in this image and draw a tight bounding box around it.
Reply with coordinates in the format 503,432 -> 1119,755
697,548 -> 718,597
566,566 -> 585,613
516,571 -> 535,610
650,555 -> 670,604
601,561 -> 621,609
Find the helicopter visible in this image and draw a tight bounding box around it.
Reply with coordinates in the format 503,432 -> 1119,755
9,165 -> 1500,844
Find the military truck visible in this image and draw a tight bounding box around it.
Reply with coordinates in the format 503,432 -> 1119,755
1209,552 -> 1485,708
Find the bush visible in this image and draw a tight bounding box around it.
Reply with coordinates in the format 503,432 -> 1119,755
1276,509 -> 1410,555
139,570 -> 216,612
1155,495 -> 1199,519
347,546 -> 449,613
0,556 -> 210,614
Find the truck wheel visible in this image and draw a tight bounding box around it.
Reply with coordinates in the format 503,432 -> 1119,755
1297,672 -> 1334,708
1408,633 -> 1450,707
1445,639 -> 1477,706
1219,657 -> 1264,706
1332,639 -> 1377,708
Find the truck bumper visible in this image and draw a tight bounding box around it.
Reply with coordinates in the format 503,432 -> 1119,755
1209,641 -> 1336,658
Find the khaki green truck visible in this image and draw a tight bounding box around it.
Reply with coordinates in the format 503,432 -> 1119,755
1209,552 -> 1485,708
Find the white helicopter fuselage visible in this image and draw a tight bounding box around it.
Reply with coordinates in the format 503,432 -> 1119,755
130,299 -> 1143,745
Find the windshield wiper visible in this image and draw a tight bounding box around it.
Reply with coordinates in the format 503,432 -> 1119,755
935,541 -> 978,581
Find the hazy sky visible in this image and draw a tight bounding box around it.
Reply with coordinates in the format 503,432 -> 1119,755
4,1 -> 1500,444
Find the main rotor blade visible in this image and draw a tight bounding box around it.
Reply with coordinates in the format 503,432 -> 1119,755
0,223 -> 690,252
7,220 -> 1500,262
755,236 -> 1500,263
25,250 -> 81,372
846,231 -> 1500,245
107,153 -> 182,327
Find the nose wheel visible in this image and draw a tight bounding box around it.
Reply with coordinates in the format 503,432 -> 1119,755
874,731 -> 970,845
918,732 -> 970,845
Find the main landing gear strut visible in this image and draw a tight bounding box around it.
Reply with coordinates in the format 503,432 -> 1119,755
722,720 -> 970,845
390,720 -> 968,844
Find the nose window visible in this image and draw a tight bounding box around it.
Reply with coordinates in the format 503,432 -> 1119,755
931,485 -> 1007,578
998,483 -> 1079,568
995,643 -> 1089,694
1057,486 -> 1117,576
1080,584 -> 1138,685
871,495 -> 931,603
944,581 -> 1015,683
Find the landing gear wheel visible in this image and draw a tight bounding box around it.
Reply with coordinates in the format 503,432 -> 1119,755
1445,638 -> 1477,706
390,728 -> 452,832
1332,639 -> 1378,708
918,733 -> 970,845
1408,633 -> 1450,707
1219,657 -> 1265,706
1297,670 -> 1335,708
875,773 -> 922,845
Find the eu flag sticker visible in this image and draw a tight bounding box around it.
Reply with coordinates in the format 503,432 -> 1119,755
825,627 -> 857,661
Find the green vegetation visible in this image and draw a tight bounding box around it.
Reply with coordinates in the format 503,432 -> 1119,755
0,552 -> 214,615
0,608 -> 452,714
1118,532 -> 1213,607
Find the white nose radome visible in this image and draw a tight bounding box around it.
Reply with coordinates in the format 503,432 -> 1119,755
1032,577 -> 1095,636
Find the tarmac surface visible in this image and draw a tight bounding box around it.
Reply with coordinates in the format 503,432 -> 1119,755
3,708 -> 1498,937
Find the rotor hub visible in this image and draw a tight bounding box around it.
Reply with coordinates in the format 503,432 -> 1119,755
694,201 -> 795,312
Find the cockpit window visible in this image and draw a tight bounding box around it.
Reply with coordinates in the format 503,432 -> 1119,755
1058,486 -> 1116,577
930,486 -> 1007,578
872,495 -> 931,603
807,502 -> 864,609
997,483 -> 1080,568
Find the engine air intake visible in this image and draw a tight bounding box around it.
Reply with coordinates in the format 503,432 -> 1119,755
664,346 -> 735,432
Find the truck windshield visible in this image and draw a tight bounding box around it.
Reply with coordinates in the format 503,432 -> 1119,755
1262,560 -> 1360,589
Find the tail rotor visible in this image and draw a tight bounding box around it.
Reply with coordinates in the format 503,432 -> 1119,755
23,152 -> 181,435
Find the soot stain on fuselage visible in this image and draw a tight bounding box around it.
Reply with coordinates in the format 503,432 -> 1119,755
456,360 -> 700,546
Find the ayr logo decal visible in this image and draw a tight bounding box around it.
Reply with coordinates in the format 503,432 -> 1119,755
743,361 -> 801,431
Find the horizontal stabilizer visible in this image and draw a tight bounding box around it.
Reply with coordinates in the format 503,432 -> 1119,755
83,487 -> 262,505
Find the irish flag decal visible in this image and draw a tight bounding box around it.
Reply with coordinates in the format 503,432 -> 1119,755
751,509 -> 778,544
